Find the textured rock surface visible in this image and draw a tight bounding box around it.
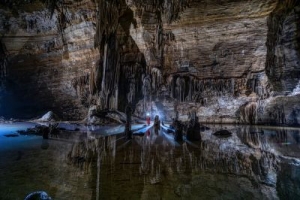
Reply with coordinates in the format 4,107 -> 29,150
0,0 -> 299,125
0,1 -> 98,119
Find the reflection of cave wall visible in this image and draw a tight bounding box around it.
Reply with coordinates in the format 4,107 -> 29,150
277,162 -> 300,199
68,131 -> 281,199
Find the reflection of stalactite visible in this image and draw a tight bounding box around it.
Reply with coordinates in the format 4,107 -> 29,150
270,129 -> 288,144
237,126 -> 269,150
68,139 -> 99,172
67,130 -> 281,195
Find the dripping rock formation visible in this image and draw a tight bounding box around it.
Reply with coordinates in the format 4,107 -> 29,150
0,0 -> 299,125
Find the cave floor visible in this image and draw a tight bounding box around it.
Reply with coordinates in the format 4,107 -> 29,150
0,122 -> 300,200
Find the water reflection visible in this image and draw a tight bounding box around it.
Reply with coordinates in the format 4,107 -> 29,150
1,124 -> 300,199
66,125 -> 299,199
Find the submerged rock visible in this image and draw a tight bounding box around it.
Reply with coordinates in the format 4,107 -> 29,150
213,130 -> 232,137
17,125 -> 49,136
4,134 -> 19,137
200,126 -> 210,131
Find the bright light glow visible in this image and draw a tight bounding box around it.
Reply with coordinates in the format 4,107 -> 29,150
146,112 -> 150,116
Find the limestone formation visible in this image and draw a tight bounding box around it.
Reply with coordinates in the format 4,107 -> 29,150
36,110 -> 60,122
0,0 -> 299,126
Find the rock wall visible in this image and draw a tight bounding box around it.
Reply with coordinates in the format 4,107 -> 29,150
0,1 -> 99,119
0,0 -> 299,125
131,0 -> 300,126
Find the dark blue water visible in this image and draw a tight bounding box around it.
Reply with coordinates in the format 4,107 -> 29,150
0,122 -> 300,200
0,122 -> 39,151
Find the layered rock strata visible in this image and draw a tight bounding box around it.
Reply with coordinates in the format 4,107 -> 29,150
0,0 -> 299,125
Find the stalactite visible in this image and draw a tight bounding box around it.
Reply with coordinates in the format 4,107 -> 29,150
89,68 -> 96,95
92,0 -> 146,111
238,102 -> 257,124
231,78 -> 235,95
40,0 -> 72,60
187,77 -> 192,101
127,77 -> 135,103
155,24 -> 164,52
151,67 -> 162,91
284,0 -> 299,9
164,0 -> 178,23
268,104 -> 286,125
0,40 -> 8,80
165,74 -> 255,104
99,32 -> 120,109
174,77 -> 186,102
94,0 -> 121,47
71,74 -> 90,100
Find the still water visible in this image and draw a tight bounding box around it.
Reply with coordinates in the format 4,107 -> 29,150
0,122 -> 300,200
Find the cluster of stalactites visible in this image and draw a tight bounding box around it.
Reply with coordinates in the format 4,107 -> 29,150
167,75 -> 240,103
284,0 -> 299,9
103,42 -> 120,109
91,0 -> 125,110
164,72 -> 270,104
122,63 -> 144,103
129,0 -> 191,24
72,74 -> 89,97
94,0 -> 123,47
150,67 -> 163,91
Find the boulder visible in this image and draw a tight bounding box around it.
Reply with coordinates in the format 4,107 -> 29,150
36,111 -> 60,122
